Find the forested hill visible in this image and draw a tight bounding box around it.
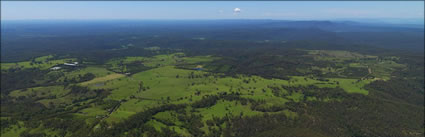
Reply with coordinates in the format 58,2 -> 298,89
1,20 -> 424,62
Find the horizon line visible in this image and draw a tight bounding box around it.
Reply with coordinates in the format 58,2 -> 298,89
2,18 -> 424,25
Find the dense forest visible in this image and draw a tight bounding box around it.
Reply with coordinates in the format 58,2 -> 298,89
1,20 -> 424,137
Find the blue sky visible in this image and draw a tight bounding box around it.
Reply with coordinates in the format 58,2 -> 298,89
1,1 -> 424,22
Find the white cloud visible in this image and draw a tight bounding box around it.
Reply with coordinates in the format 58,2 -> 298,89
234,8 -> 241,13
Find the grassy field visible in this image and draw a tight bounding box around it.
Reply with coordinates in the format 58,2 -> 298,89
306,50 -> 405,81
105,53 -> 219,73
197,100 -> 261,121
3,51 -> 403,136
57,66 -> 113,81
80,73 -> 125,86
81,63 -> 374,125
105,53 -> 186,70
9,85 -> 70,98
307,50 -> 377,61
1,55 -> 76,70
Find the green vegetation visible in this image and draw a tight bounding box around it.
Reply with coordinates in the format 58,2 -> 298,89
1,48 -> 423,137
80,73 -> 125,86
1,55 -> 76,71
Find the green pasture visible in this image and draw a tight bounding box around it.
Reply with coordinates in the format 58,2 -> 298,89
1,55 -> 76,70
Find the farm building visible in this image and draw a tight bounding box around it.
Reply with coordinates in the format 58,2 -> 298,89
64,62 -> 79,66
50,66 -> 61,70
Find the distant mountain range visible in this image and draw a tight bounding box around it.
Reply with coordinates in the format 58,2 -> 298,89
1,19 -> 424,55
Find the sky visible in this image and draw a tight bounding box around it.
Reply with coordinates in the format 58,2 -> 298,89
1,1 -> 424,23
